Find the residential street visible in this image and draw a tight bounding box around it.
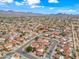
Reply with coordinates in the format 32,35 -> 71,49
71,23 -> 79,59
0,34 -> 42,59
45,40 -> 58,59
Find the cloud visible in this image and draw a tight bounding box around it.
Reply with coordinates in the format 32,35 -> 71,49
58,9 -> 77,14
15,2 -> 24,6
49,7 -> 54,10
15,0 -> 41,7
0,2 -> 6,5
48,0 -> 59,3
0,0 -> 13,3
27,0 -> 40,5
30,5 -> 44,8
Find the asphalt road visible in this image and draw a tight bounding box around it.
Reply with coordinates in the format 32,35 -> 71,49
16,34 -> 44,59
17,48 -> 38,59
0,34 -> 42,59
71,23 -> 79,59
45,40 -> 58,59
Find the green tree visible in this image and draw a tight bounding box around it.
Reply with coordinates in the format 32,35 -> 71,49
25,46 -> 33,52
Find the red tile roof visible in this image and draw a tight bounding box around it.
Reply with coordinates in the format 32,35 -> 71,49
63,44 -> 70,59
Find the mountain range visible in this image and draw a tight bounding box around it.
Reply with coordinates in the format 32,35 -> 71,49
0,10 -> 78,17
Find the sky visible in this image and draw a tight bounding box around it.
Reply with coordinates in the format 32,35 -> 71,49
0,0 -> 79,14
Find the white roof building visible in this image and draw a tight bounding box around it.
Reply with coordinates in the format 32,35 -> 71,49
59,55 -> 64,59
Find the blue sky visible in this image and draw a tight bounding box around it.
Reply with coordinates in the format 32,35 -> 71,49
0,0 -> 79,14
